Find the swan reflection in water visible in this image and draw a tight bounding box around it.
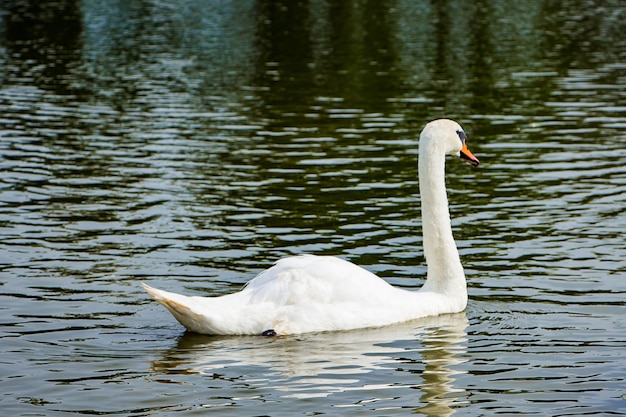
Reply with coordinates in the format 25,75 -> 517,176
150,313 -> 469,416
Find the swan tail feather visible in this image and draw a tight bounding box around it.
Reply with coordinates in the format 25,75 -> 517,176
142,283 -> 215,334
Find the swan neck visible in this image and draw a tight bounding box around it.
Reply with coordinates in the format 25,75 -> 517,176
418,141 -> 466,299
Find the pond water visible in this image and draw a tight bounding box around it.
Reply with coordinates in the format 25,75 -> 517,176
1,0 -> 625,415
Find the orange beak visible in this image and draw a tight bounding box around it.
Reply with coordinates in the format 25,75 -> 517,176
460,142 -> 480,166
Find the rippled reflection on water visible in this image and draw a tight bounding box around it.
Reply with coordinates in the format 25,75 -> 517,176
1,0 -> 625,416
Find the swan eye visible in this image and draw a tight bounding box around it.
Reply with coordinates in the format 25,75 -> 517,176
456,130 -> 467,144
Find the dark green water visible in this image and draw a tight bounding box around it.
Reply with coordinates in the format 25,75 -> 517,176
1,0 -> 625,415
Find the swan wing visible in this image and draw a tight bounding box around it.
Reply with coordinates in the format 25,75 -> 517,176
244,255 -> 393,305
143,255 -> 402,335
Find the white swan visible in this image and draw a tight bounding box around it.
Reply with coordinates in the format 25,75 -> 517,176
143,119 -> 480,335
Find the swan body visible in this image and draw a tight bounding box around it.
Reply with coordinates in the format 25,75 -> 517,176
143,119 -> 480,335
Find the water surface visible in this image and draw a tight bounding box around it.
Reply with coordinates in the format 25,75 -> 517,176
1,0 -> 625,415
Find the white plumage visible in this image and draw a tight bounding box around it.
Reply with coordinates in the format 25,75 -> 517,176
143,119 -> 480,335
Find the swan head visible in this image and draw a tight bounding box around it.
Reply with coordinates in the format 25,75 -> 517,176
421,119 -> 480,166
